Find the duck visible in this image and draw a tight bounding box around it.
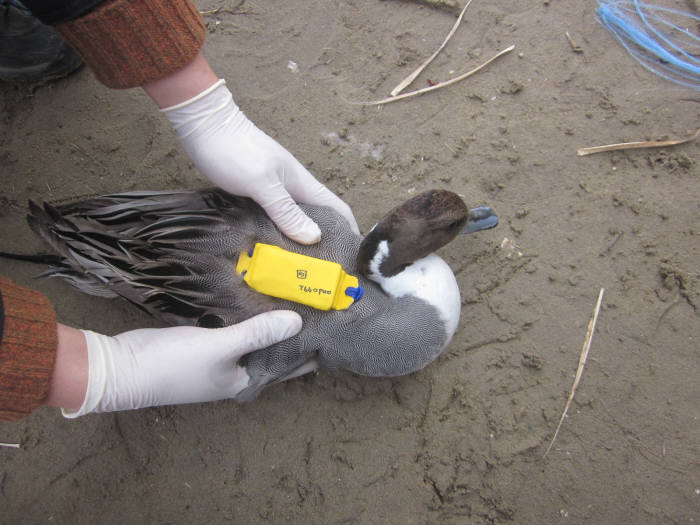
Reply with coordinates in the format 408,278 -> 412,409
27,188 -> 498,401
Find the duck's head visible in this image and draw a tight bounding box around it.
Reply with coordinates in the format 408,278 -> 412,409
357,189 -> 497,281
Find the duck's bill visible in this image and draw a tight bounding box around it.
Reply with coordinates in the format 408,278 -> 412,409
461,206 -> 498,234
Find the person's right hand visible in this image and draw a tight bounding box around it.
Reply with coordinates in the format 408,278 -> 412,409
162,79 -> 359,244
62,311 -> 303,417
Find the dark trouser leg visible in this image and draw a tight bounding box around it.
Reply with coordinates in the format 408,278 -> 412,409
0,1 -> 83,83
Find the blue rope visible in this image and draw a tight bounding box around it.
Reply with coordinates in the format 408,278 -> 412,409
597,1 -> 700,89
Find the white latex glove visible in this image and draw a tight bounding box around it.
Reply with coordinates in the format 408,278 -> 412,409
62,311 -> 302,417
162,79 -> 359,245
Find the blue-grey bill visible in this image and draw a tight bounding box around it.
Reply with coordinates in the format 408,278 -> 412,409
461,206 -> 498,234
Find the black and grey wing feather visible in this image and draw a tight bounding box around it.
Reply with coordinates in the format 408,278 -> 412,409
28,190 -> 274,326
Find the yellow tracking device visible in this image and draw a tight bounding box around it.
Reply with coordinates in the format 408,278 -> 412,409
235,243 -> 364,311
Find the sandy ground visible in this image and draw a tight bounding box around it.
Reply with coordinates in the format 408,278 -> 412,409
1,0 -> 699,523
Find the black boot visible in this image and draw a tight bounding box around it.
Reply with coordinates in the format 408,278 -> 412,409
0,1 -> 83,83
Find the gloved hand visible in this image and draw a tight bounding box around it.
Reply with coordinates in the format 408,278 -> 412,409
62,311 -> 302,417
162,79 -> 359,245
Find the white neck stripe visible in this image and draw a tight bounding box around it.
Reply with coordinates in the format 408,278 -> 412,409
366,241 -> 461,341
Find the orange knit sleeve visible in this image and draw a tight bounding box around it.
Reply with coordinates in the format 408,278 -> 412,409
0,276 -> 58,421
56,0 -> 206,89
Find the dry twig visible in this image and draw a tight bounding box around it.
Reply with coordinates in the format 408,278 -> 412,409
390,0 -> 474,96
543,288 -> 605,457
577,128 -> 700,156
357,45 -> 514,106
565,31 -> 584,53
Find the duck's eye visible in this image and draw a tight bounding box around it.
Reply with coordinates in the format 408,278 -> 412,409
448,220 -> 461,229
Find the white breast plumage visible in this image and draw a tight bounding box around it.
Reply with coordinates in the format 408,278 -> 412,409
368,240 -> 461,341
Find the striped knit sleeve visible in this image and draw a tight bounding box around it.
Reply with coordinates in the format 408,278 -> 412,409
0,276 -> 58,421
55,0 -> 206,89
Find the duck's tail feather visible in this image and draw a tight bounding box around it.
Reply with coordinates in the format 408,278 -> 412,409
0,251 -> 64,265
27,200 -> 128,297
36,265 -> 120,298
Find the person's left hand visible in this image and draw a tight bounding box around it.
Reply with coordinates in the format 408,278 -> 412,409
163,80 -> 359,245
62,311 -> 303,417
